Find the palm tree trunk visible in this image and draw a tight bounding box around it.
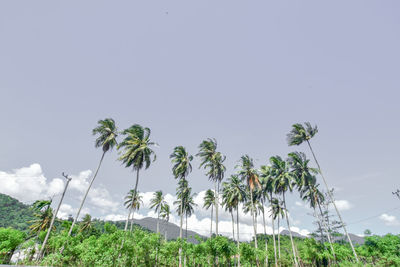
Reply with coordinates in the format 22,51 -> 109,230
236,207 -> 241,267
270,193 -> 278,267
231,211 -> 235,242
215,181 -> 219,236
277,217 -> 281,260
124,207 -> 132,231
306,140 -> 358,262
185,213 -> 188,267
261,202 -> 268,267
282,192 -> 298,267
210,204 -> 213,238
179,179 -> 184,267
130,210 -> 135,232
157,211 -> 160,234
250,189 -> 260,267
68,151 -> 106,236
317,199 -> 336,260
38,177 -> 71,260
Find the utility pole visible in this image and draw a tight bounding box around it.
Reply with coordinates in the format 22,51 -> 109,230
37,172 -> 72,261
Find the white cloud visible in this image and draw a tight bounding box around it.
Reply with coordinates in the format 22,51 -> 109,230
379,213 -> 400,226
295,201 -> 303,207
0,163 -> 64,202
332,200 -> 352,211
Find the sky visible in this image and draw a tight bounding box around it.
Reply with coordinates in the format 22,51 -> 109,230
0,1 -> 400,238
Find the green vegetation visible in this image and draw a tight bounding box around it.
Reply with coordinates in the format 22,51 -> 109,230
2,224 -> 400,266
0,193 -> 35,231
1,119 -> 397,266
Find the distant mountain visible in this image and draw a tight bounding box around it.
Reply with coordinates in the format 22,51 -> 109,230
129,217 -> 207,244
0,193 -> 35,231
0,193 -> 365,245
279,229 -> 364,245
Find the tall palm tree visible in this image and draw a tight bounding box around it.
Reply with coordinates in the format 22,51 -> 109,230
203,189 -> 215,238
150,191 -> 166,234
270,198 -> 284,261
260,165 -> 278,267
68,118 -> 117,236
197,138 -> 226,236
118,124 -> 156,229
170,146 -> 193,267
237,155 -> 261,266
222,182 -> 236,243
124,189 -> 143,232
257,177 -> 270,267
160,203 -> 170,241
224,175 -> 246,267
287,122 -> 358,262
243,189 -> 261,250
270,155 -> 299,267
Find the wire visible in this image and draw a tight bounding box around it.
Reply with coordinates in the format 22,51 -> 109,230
347,206 -> 400,226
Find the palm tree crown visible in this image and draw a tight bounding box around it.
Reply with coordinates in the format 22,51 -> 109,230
92,118 -> 118,152
150,191 -> 166,214
170,146 -> 193,180
286,122 -> 318,146
118,124 -> 157,171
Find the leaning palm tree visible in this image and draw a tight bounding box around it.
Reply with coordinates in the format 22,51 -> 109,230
197,138 -> 226,236
270,155 -> 299,267
287,122 -> 358,262
160,203 -> 171,241
203,189 -> 216,238
68,118 -> 117,236
236,155 -> 261,266
150,190 -> 166,234
118,124 -> 157,228
124,189 -> 143,232
260,165 -> 278,267
170,145 -> 193,267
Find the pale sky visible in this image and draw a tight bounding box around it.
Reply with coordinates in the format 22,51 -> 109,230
1,1 -> 400,238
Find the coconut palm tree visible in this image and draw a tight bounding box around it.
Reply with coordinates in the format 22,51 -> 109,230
203,189 -> 215,238
68,118 -> 117,236
301,183 -> 336,260
224,175 -> 246,267
29,200 -> 53,235
160,203 -> 171,241
170,145 -> 193,267
260,165 -> 278,267
236,155 -> 261,266
243,189 -> 261,249
257,177 -> 270,267
270,155 -> 299,267
197,138 -> 226,236
79,214 -> 92,233
150,191 -> 166,234
287,122 -> 358,262
222,182 -> 236,243
124,189 -> 143,232
270,198 -> 285,261
118,124 -> 156,228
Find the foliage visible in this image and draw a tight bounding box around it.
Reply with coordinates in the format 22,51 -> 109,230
0,193 -> 35,232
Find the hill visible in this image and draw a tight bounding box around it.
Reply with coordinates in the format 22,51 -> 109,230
0,193 -> 35,231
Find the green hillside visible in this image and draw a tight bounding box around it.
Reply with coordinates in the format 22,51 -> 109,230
0,193 -> 35,231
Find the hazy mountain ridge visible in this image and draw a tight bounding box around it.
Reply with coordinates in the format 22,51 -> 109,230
0,193 -> 364,245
